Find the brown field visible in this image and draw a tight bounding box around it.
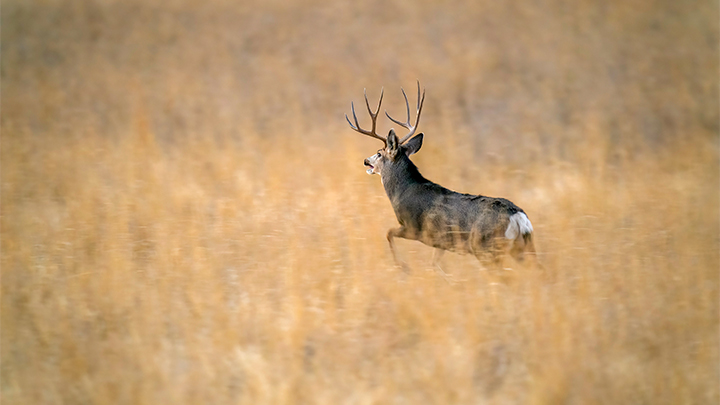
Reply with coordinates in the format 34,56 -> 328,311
2,0 -> 718,403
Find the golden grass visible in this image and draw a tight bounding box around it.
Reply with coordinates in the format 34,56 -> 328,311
2,0 -> 718,403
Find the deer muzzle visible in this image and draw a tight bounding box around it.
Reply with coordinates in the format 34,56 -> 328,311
363,158 -> 375,175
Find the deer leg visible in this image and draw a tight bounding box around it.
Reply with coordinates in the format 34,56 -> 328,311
471,234 -> 502,272
476,253 -> 504,272
432,248 -> 449,274
387,227 -> 412,273
431,248 -> 457,284
517,236 -> 546,273
509,239 -> 525,263
472,246 -> 510,285
431,248 -> 445,267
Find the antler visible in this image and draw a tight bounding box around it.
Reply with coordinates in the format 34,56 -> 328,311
385,80 -> 425,144
345,88 -> 386,146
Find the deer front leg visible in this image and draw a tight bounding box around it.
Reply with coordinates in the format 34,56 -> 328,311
430,248 -> 457,284
387,227 -> 412,273
432,248 -> 448,274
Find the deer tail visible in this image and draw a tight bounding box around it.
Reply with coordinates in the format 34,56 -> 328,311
504,212 -> 533,241
505,212 -> 543,269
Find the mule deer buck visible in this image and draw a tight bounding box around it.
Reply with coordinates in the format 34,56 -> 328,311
346,82 -> 538,275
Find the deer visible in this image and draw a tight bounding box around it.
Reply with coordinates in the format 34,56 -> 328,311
345,82 -> 538,276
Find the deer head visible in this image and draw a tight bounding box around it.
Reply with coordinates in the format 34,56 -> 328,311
346,81 -> 426,177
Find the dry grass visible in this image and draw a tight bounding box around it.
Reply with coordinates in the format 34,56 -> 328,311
2,0 -> 718,403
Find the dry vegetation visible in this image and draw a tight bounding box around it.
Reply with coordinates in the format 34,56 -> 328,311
2,0 -> 718,403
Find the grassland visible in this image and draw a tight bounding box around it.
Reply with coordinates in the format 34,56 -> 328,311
2,0 -> 718,403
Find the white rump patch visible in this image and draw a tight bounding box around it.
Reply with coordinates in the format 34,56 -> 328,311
505,212 -> 534,240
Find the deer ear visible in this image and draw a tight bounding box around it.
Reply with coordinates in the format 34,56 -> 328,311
403,133 -> 424,156
387,129 -> 399,152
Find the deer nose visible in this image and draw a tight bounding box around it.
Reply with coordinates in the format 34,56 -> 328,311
363,158 -> 370,167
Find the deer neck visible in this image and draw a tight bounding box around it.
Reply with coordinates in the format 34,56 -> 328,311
381,157 -> 427,202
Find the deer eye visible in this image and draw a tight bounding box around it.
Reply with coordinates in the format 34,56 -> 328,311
377,152 -> 381,157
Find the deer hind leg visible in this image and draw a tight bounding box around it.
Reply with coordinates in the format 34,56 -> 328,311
473,246 -> 504,272
431,248 -> 456,283
523,236 -> 546,272
508,236 -> 526,263
387,227 -> 412,273
469,232 -> 498,270
473,237 -> 517,285
473,250 -> 509,285
509,234 -> 545,273
431,248 -> 445,270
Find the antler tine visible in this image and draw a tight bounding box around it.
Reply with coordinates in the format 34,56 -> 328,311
385,88 -> 408,128
416,79 -> 423,112
385,80 -> 425,144
364,88 -> 384,134
345,87 -> 387,145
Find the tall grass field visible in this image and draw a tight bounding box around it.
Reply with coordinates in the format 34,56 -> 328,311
2,0 -> 718,403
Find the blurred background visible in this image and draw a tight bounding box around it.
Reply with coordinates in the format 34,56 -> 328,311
2,0 -> 718,403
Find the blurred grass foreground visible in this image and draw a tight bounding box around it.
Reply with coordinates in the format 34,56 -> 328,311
2,0 -> 718,403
